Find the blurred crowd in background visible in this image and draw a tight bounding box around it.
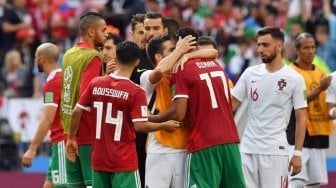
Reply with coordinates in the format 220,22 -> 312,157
0,0 -> 336,170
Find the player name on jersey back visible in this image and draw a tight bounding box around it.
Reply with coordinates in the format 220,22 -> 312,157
92,87 -> 129,100
195,61 -> 217,69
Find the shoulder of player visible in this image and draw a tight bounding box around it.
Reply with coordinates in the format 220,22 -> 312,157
282,65 -> 308,82
46,69 -> 62,84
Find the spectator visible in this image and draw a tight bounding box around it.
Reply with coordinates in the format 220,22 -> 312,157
1,49 -> 26,98
315,21 -> 336,72
1,0 -> 32,52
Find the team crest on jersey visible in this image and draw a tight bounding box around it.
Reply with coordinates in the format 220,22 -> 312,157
110,80 -> 118,87
277,79 -> 287,91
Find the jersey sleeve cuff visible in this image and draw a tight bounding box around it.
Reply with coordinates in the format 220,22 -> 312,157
132,118 -> 148,122
43,103 -> 58,107
76,103 -> 91,111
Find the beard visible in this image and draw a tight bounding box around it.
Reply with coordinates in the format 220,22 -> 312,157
261,49 -> 277,64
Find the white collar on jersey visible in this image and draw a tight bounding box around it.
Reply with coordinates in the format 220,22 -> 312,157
46,68 -> 61,82
109,73 -> 130,80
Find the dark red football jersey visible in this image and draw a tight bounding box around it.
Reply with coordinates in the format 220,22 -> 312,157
78,75 -> 148,172
172,58 -> 240,153
43,69 -> 65,143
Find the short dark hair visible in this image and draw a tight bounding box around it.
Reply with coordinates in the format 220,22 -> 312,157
178,27 -> 200,42
257,26 -> 284,42
163,18 -> 180,37
144,12 -> 166,30
198,36 -> 217,49
130,13 -> 145,31
116,41 -> 141,65
144,12 -> 163,20
146,34 -> 173,64
106,33 -> 123,45
79,12 -> 105,36
294,32 -> 314,49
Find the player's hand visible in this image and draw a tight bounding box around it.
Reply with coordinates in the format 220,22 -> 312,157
175,35 -> 197,55
106,60 -> 118,75
172,54 -> 189,73
22,149 -> 36,167
66,138 -> 79,162
162,120 -> 181,132
319,76 -> 332,91
288,155 -> 302,176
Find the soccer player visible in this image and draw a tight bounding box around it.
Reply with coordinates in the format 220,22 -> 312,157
60,12 -> 107,188
22,43 -> 66,188
129,13 -> 146,49
103,32 -> 123,75
150,27 -> 245,188
143,33 -> 219,187
129,12 -> 168,187
286,33 -> 333,187
231,26 -> 307,188
65,41 -> 180,188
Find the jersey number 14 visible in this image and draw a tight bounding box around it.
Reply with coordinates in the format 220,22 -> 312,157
94,101 -> 123,141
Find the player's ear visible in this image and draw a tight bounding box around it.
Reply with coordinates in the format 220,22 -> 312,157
88,28 -> 95,38
135,59 -> 140,67
154,53 -> 162,63
277,41 -> 284,53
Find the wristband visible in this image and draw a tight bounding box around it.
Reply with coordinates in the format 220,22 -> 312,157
293,150 -> 302,157
329,108 -> 336,119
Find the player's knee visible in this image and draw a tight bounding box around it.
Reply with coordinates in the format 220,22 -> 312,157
43,180 -> 54,188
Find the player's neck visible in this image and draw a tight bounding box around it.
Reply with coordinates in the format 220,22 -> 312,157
265,57 -> 284,73
294,60 -> 313,70
113,66 -> 132,79
45,64 -> 58,76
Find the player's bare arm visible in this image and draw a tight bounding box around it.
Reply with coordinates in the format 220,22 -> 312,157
65,106 -> 83,162
149,98 -> 188,123
22,106 -> 57,167
133,120 -> 181,133
307,75 -> 332,102
148,35 -> 196,84
231,96 -> 241,112
289,107 -> 307,176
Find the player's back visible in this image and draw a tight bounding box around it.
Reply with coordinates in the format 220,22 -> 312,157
172,58 -> 240,153
87,75 -> 145,172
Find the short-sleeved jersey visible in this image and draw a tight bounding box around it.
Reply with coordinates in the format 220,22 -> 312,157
231,64 -> 307,155
172,58 -> 240,153
326,71 -> 336,104
43,69 -> 65,143
77,75 -> 148,172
